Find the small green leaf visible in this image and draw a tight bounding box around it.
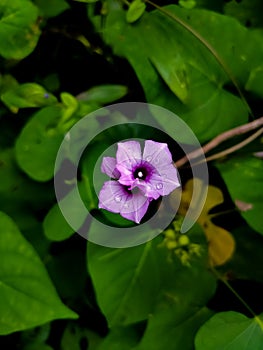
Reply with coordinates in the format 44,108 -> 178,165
34,0 -> 70,18
43,203 -> 75,242
126,0 -> 146,24
77,85 -> 128,104
60,92 -> 79,124
195,312 -> 263,350
1,83 -> 57,113
0,0 -> 41,59
0,211 -> 78,335
179,0 -> 197,10
43,179 -> 92,242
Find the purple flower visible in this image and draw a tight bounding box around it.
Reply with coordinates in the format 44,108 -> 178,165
98,140 -> 180,223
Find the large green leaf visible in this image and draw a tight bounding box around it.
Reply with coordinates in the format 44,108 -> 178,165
88,238 -> 162,327
88,225 -> 216,328
195,311 -> 263,350
92,4 -> 263,142
216,156 -> 263,235
0,0 -> 41,59
0,211 -> 78,335
15,106 -> 65,181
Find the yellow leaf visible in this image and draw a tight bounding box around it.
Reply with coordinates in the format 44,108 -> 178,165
204,221 -> 235,266
170,178 -> 235,266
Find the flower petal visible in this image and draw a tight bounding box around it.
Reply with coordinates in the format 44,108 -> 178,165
101,157 -> 120,179
98,181 -> 130,213
116,141 -> 142,170
98,181 -> 150,223
148,164 -> 180,197
121,192 -> 150,224
143,140 -> 173,168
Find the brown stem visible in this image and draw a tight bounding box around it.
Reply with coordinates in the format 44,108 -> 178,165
175,117 -> 263,167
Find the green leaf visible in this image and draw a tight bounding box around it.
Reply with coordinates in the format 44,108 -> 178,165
135,307 -> 214,350
195,311 -> 263,350
15,106 -> 64,181
34,0 -> 70,18
216,156 -> 263,234
96,4 -> 263,142
43,179 -> 92,242
126,0 -> 146,24
179,0 -> 197,10
0,211 -> 78,335
77,85 -> 128,104
43,202 -> 75,242
88,238 -> 162,327
245,64 -> 263,98
0,0 -> 41,59
88,225 -> 216,328
1,83 -> 57,113
98,326 -> 140,350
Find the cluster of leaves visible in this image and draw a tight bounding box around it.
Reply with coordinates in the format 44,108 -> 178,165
0,0 -> 263,349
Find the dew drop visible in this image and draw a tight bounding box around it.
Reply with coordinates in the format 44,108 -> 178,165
124,203 -> 129,208
114,195 -> 122,202
146,156 -> 152,162
154,158 -> 159,164
156,183 -> 163,190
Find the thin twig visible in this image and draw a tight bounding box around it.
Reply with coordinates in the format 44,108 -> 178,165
145,0 -> 252,115
200,127 -> 263,164
175,117 -> 263,167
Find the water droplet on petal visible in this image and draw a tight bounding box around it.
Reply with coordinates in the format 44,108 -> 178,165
124,203 -> 129,208
114,195 -> 122,202
156,183 -> 163,190
162,174 -> 167,179
154,158 -> 159,164
146,156 -> 152,162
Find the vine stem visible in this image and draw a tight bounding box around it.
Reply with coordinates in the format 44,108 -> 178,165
210,266 -> 263,330
175,117 -> 263,167
145,0 -> 252,116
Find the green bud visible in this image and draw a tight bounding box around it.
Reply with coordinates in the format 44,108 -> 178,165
178,235 -> 190,246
